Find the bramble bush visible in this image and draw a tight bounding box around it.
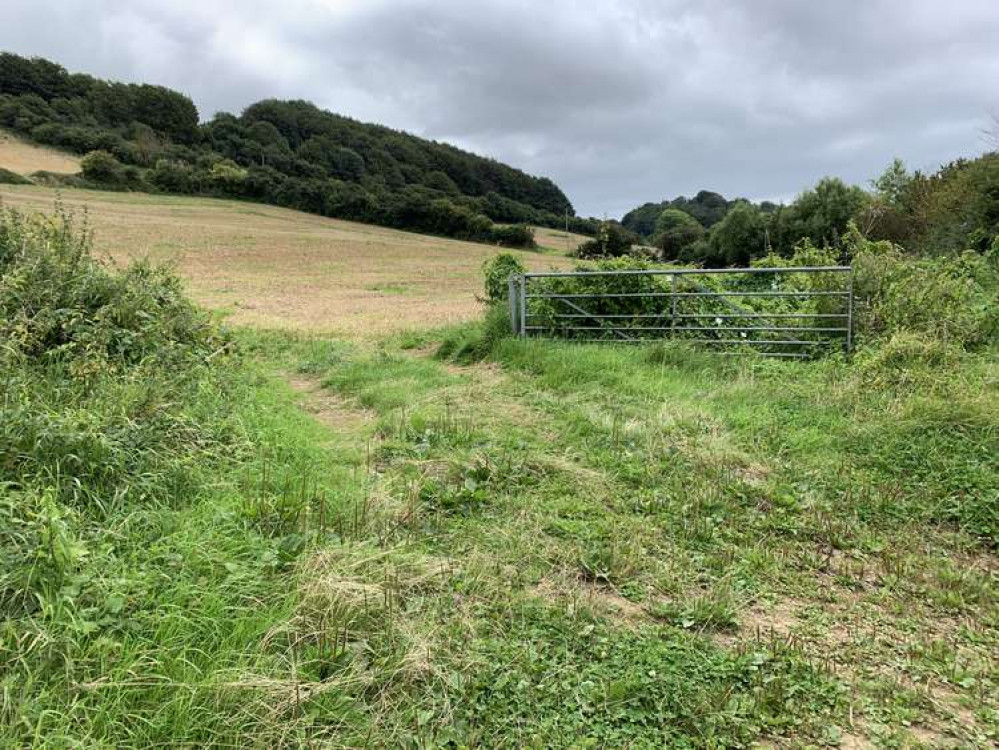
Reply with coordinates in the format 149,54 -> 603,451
846,224 -> 999,348
482,251 -> 526,303
1,206 -> 237,615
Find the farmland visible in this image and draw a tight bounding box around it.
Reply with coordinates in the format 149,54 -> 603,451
2,154 -> 998,746
0,183 -> 581,336
0,129 -> 80,176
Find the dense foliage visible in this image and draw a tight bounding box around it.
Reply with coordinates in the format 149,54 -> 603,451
575,220 -> 642,259
0,52 -> 598,247
619,157 -> 999,267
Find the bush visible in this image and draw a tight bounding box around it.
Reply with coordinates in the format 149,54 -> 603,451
80,149 -> 122,183
576,221 -> 640,258
0,207 -> 222,372
482,252 -> 526,303
847,225 -> 999,348
0,206 -> 234,614
489,223 -> 536,249
150,158 -> 199,193
0,166 -> 31,184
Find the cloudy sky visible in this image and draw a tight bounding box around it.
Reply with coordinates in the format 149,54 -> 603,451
3,0 -> 998,217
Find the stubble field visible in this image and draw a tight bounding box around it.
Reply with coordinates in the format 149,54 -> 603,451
0,183 -> 580,337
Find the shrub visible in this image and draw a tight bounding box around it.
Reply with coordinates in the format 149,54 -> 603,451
0,207 -> 222,372
150,158 -> 199,193
208,158 -> 249,193
489,223 -> 536,249
80,149 -> 123,182
847,225 -> 999,348
0,166 -> 31,184
0,205 -> 234,602
576,221 -> 639,258
482,252 -> 526,303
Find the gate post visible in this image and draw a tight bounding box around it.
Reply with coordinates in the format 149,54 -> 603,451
670,273 -> 678,335
519,274 -> 527,337
845,266 -> 854,354
508,274 -> 519,335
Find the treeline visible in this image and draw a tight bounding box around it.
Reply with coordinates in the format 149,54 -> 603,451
0,52 -> 598,247
610,157 -> 999,266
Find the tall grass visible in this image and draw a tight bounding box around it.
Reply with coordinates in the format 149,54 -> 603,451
0,208 -> 369,745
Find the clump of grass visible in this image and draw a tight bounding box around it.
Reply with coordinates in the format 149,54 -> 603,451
649,586 -> 741,632
435,303 -> 513,363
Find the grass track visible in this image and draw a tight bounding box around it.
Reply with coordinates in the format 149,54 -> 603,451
195,331 -> 996,747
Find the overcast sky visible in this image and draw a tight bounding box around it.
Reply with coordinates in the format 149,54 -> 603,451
3,0 -> 998,217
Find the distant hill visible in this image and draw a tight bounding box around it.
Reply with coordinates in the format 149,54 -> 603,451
0,52 -> 596,247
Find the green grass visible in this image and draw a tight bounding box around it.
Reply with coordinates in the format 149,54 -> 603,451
6,322 -> 999,746
228,331 -> 999,747
4,206 -> 998,746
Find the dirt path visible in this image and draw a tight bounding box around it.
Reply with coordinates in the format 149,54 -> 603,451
284,373 -> 374,433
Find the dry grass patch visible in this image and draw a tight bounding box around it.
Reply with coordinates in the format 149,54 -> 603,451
0,130 -> 81,175
0,184 -> 572,337
532,574 -> 650,628
532,225 -> 589,254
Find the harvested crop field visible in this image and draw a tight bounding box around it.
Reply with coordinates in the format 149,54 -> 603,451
0,130 -> 81,176
0,184 -> 572,336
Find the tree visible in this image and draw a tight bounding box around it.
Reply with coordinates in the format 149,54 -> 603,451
621,202 -> 666,238
788,177 -> 870,248
576,221 -> 639,258
708,201 -> 766,266
871,158 -> 912,207
653,209 -> 704,260
423,170 -> 461,196
130,84 -> 199,143
669,190 -> 730,227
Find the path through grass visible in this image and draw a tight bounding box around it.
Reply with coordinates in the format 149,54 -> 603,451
245,331 -> 999,747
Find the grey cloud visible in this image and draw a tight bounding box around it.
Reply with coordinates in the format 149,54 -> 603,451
2,0 -> 997,216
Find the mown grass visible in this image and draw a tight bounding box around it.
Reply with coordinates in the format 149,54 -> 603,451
241,330 -> 995,747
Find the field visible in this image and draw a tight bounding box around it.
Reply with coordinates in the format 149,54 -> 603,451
0,129 -> 80,176
0,184 -> 578,336
2,176 -> 998,748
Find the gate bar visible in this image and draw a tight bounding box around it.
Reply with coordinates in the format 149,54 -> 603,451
523,265 -> 851,278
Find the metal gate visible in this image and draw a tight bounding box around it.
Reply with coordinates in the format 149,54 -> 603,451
508,265 -> 853,358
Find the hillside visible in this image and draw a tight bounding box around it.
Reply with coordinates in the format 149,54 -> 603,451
0,52 -> 595,246
0,183 -> 572,335
0,128 -> 79,176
